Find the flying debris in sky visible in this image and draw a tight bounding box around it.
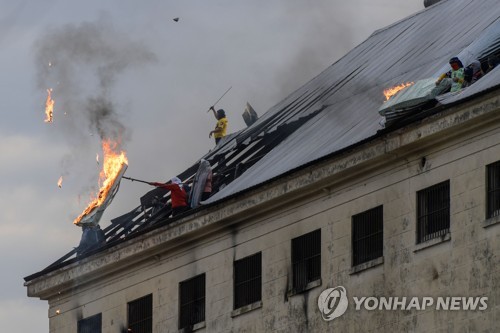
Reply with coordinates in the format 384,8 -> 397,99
57,176 -> 63,188
173,17 -> 179,22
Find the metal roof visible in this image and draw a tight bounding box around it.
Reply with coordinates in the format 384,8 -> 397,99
206,0 -> 500,202
25,0 -> 500,281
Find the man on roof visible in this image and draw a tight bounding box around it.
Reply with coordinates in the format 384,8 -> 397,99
149,177 -> 190,217
462,59 -> 483,88
209,106 -> 228,145
435,57 -> 465,93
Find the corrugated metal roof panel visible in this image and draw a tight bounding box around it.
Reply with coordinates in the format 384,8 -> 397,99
206,0 -> 500,202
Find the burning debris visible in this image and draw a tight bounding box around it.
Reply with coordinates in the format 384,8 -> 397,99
383,82 -> 414,101
73,139 -> 128,227
379,79 -> 441,127
44,88 -> 54,123
57,176 -> 63,188
33,18 -> 156,256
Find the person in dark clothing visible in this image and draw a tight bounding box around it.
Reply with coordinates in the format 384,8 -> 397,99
486,55 -> 499,74
462,59 -> 483,88
149,177 -> 189,216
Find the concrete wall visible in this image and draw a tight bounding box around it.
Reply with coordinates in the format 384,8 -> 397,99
38,95 -> 500,332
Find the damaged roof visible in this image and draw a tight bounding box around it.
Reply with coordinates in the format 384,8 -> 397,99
206,0 -> 500,202
25,0 -> 500,281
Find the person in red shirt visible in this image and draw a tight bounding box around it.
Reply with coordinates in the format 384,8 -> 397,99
149,177 -> 189,217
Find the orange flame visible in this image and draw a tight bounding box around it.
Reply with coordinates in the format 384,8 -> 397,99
57,176 -> 63,188
44,89 -> 54,123
73,139 -> 128,225
383,82 -> 414,101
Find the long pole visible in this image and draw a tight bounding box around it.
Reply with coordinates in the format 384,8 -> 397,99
122,176 -> 151,184
207,86 -> 232,112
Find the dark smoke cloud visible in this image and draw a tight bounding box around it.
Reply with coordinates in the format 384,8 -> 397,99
273,2 -> 356,101
33,14 -> 156,183
86,96 -> 126,143
34,14 -> 156,145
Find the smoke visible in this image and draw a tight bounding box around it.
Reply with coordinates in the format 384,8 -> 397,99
34,14 -> 156,145
273,1 -> 356,101
34,14 -> 155,187
86,96 -> 126,143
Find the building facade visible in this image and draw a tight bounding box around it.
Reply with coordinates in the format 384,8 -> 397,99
25,1 -> 500,331
25,89 -> 500,332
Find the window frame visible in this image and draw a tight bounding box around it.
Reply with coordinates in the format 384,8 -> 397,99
233,252 -> 262,310
78,313 -> 102,333
179,273 -> 206,330
127,294 -> 153,333
291,229 -> 321,293
486,161 -> 500,219
352,205 -> 384,267
416,180 -> 450,244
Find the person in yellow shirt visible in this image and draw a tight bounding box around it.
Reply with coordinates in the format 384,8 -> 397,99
209,106 -> 228,144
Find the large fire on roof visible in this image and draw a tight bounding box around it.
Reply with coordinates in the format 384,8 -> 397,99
73,139 -> 128,226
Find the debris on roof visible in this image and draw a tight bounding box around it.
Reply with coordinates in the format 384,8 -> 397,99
242,102 -> 258,127
379,79 -> 442,127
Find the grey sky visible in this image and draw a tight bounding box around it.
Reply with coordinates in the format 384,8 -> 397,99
0,0 -> 423,330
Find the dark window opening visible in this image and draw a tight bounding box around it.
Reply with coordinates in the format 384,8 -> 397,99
78,313 -> 102,333
487,161 -> 500,219
292,229 -> 321,293
179,274 -> 205,329
417,180 -> 450,243
128,294 -> 153,333
352,205 -> 383,266
234,252 -> 262,309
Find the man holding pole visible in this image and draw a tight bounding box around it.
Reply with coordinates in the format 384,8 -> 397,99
207,86 -> 231,145
123,176 -> 190,217
209,106 -> 228,145
149,177 -> 190,217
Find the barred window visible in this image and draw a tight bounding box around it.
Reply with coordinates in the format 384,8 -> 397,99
487,161 -> 500,219
417,180 -> 450,243
78,313 -> 101,333
128,294 -> 153,333
352,205 -> 383,266
234,252 -> 262,309
179,274 -> 205,329
292,229 -> 321,293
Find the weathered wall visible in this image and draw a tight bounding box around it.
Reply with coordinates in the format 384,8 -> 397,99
41,96 -> 500,332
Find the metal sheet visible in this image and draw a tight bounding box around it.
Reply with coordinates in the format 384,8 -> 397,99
206,0 -> 500,203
